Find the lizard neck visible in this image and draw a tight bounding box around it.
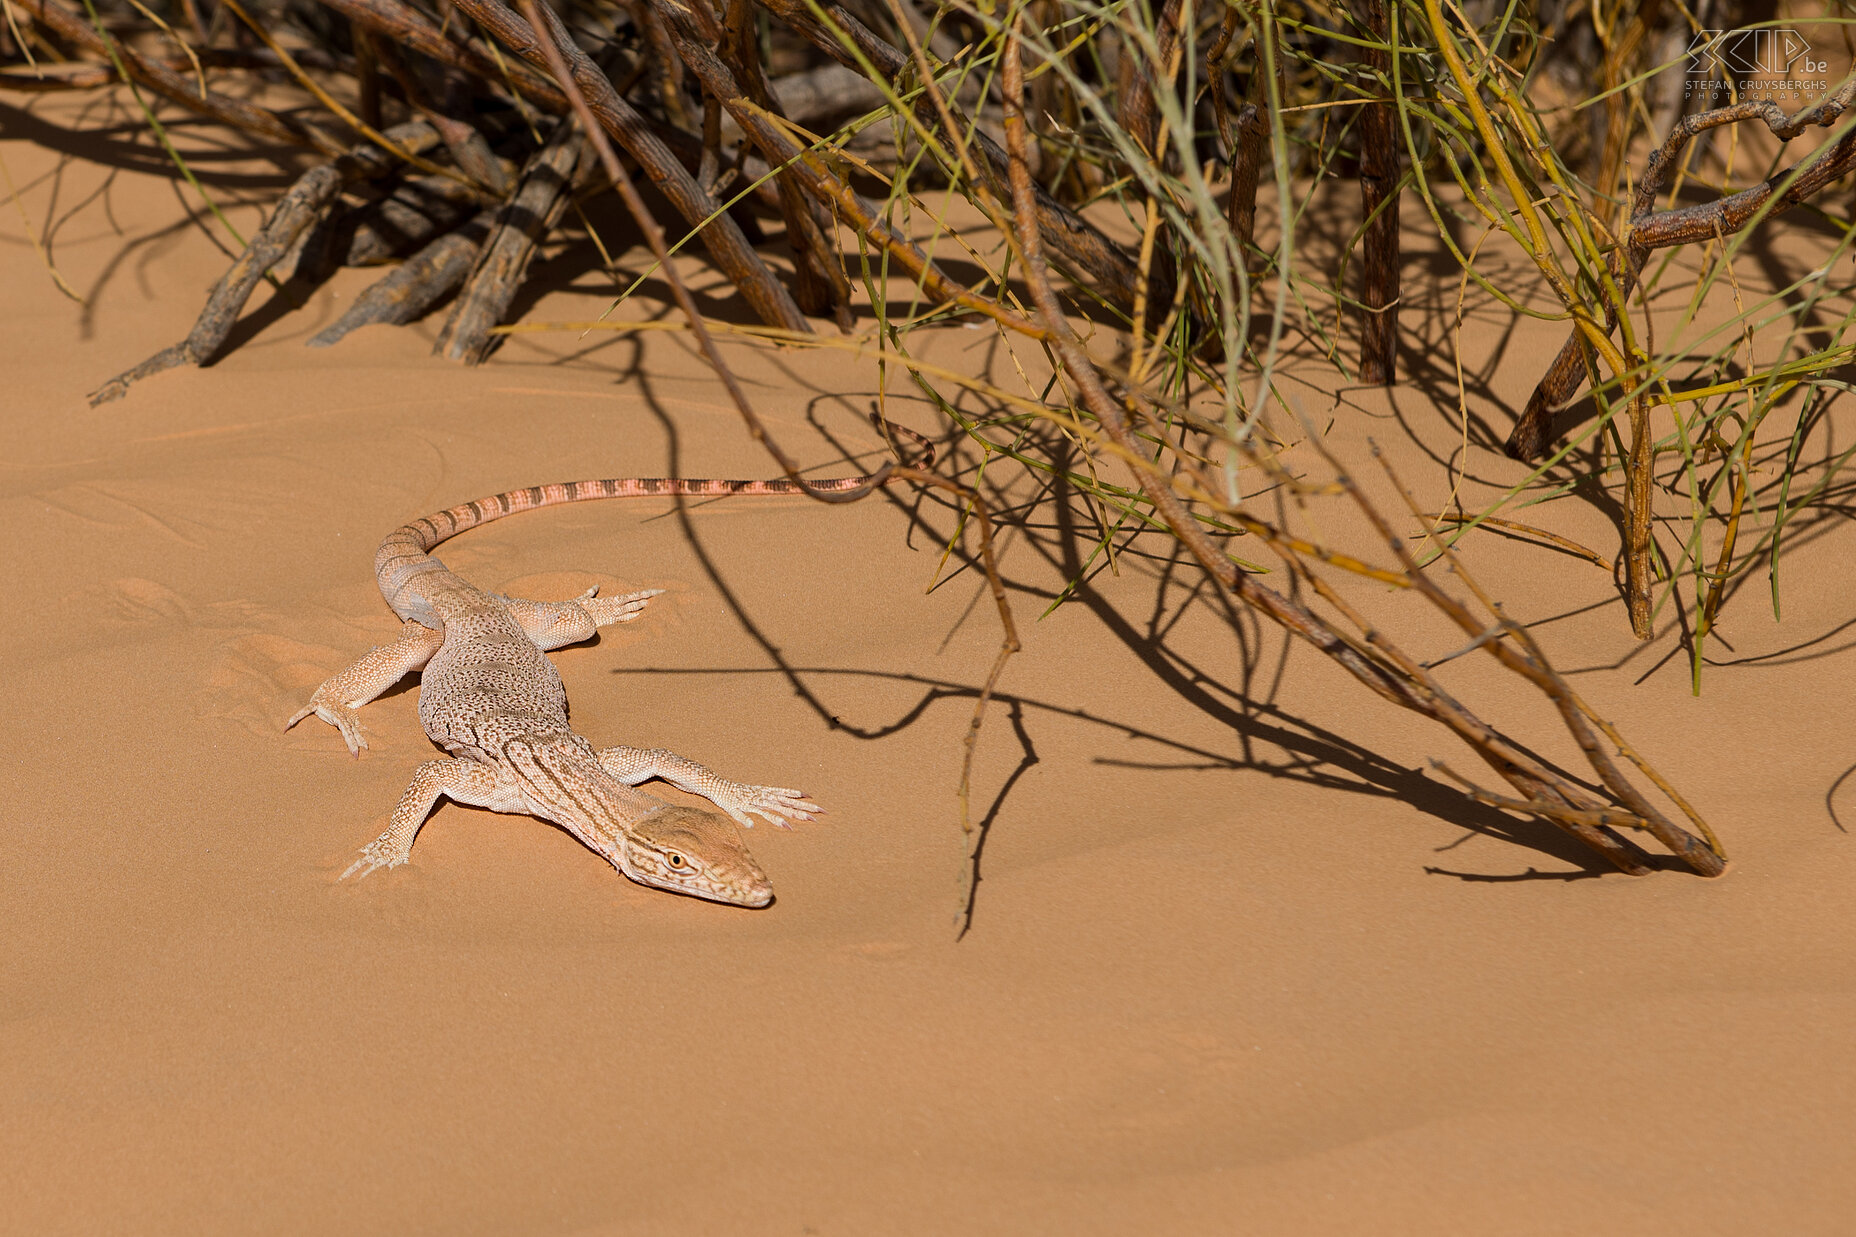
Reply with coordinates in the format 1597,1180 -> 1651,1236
498,734 -> 664,859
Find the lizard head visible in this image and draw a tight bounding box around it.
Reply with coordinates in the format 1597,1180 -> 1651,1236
620,805 -> 774,908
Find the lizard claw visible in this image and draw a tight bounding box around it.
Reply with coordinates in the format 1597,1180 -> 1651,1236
287,695 -> 369,756
340,832 -> 408,880
718,784 -> 822,830
583,587 -> 665,627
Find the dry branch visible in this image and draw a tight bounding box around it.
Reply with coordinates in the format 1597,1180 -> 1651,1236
322,173 -> 481,269
1623,391 -> 1653,638
0,62 -> 120,89
310,209 -> 493,347
1114,0 -> 1183,158
1226,102 -> 1263,260
1361,447 -> 1722,875
749,0 -> 1146,317
353,21 -> 382,129
721,0 -> 853,328
1355,0 -> 1398,384
89,122 -> 444,405
646,0 -> 1047,341
435,118 -> 587,362
1511,78 -> 1856,459
368,35 -> 510,193
446,0 -> 813,334
1110,0 -> 1183,335
313,0 -> 570,112
317,0 -> 799,310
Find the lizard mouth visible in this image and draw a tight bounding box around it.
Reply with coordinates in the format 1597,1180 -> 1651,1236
699,869 -> 775,909
659,876 -> 775,909
621,861 -> 775,908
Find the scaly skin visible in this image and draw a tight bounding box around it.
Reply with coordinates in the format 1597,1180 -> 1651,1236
285,475 -> 899,907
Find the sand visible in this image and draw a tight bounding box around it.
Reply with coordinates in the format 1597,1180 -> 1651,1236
4,89 -> 1855,1235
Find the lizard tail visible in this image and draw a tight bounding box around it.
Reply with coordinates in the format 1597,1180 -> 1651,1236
374,417 -> 933,622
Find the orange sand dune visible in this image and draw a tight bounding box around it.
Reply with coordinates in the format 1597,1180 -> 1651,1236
4,90 -> 1854,1235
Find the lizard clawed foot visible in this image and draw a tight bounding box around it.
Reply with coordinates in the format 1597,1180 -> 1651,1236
286,694 -> 370,756
340,832 -> 410,881
581,586 -> 665,628
713,783 -> 822,830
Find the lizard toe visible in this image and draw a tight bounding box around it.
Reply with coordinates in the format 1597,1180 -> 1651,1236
340,835 -> 406,881
322,705 -> 369,756
288,691 -> 370,756
732,786 -> 822,830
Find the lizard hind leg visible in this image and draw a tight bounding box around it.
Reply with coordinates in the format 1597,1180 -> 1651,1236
341,757 -> 523,880
286,620 -> 445,756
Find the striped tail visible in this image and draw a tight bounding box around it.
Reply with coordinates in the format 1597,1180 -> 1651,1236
374,423 -> 931,622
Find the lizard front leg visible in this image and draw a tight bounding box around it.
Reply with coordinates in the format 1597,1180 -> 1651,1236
286,620 -> 446,755
500,586 -> 664,652
595,745 -> 820,829
342,757 -> 525,880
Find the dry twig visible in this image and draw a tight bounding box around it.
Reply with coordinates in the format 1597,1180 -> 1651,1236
1512,79 -> 1856,459
89,121 -> 446,405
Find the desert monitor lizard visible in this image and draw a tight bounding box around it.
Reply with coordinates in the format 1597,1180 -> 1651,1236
287,439 -> 922,907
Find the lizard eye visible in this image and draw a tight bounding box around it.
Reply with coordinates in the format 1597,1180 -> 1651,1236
666,853 -> 687,869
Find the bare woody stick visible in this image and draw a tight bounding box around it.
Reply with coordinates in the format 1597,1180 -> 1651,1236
516,0 -> 849,495
1360,444 -> 1722,873
313,0 -> 569,112
1226,102 -> 1264,260
435,120 -> 587,363
1115,0 -> 1184,156
353,23 -> 383,129
315,0 -> 801,326
750,0 -> 1145,317
0,64 -> 122,90
1511,79 -> 1856,459
645,0 -> 1049,341
627,0 -> 699,133
1207,5 -> 1272,267
721,0 -> 853,328
368,35 -> 510,194
1355,0 -> 1399,384
1114,0 -> 1184,335
311,210 -> 494,347
445,0 -> 813,335
89,122 -> 445,406
318,174 -> 481,270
